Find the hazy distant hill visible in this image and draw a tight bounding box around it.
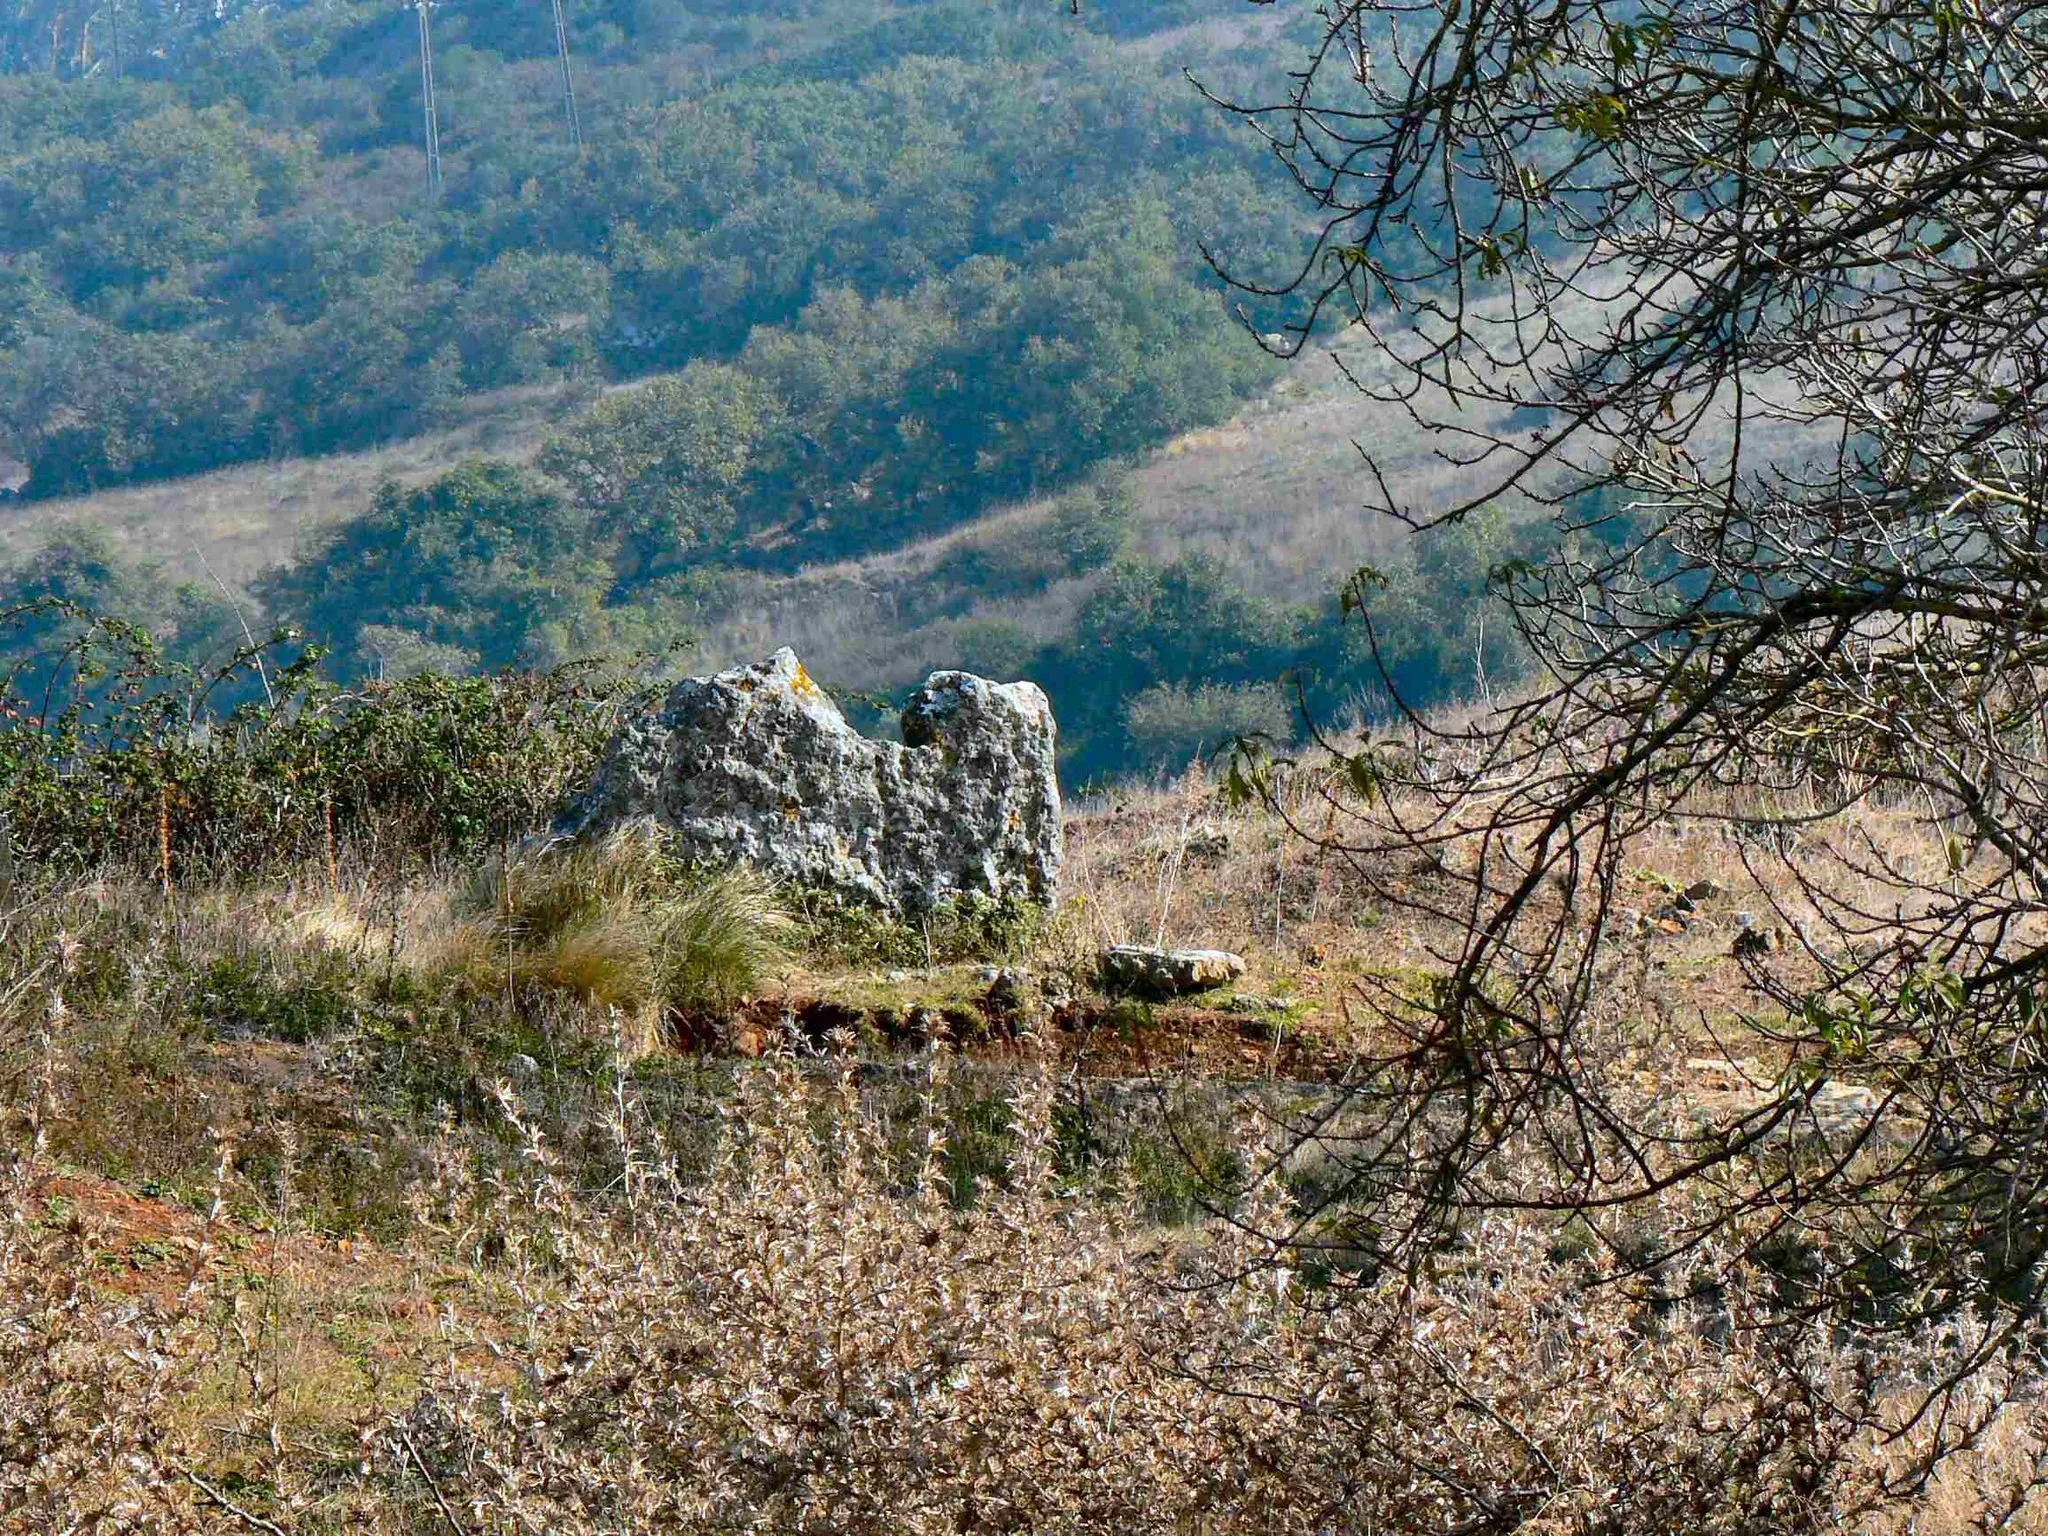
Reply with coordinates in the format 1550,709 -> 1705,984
0,1 -> 1528,779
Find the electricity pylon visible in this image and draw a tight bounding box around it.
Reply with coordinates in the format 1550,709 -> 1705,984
415,0 -> 442,194
551,0 -> 582,148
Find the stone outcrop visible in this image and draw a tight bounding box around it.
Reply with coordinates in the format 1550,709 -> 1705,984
562,649 -> 1061,913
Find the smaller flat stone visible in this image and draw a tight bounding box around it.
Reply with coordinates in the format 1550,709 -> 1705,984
1101,945 -> 1248,997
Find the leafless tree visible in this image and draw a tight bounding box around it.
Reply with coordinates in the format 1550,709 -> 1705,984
1204,0 -> 2048,1354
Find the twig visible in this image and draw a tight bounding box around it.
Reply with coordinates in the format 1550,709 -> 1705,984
404,1428 -> 472,1536
191,544 -> 275,710
1271,849 -> 1285,955
185,1470 -> 291,1536
1155,810 -> 1192,949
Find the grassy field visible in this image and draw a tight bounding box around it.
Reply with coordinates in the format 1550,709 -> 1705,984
0,379 -> 601,589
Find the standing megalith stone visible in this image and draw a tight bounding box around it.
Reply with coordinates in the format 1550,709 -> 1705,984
561,649 -> 1062,912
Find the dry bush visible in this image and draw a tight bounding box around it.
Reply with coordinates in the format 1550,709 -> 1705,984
3,951 -> 2047,1529
377,1053 -> 2044,1534
0,1186 -> 203,1530
6,820 -> 2048,1530
0,1031 -> 221,1535
0,1266 -> 206,1532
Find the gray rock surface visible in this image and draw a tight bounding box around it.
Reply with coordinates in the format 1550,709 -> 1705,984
1100,945 -> 1247,997
562,649 -> 1061,913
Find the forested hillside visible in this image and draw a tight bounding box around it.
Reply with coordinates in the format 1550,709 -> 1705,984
1,0 -> 1291,494
0,0 -> 1523,777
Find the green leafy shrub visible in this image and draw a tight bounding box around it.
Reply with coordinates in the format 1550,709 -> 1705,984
256,459 -> 621,678
194,952 -> 357,1044
0,599 -> 640,875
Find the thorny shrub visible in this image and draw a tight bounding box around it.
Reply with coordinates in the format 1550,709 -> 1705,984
0,1232 -> 208,1533
0,1045 -> 212,1534
4,1037 -> 2048,1530
376,1054 -> 2048,1535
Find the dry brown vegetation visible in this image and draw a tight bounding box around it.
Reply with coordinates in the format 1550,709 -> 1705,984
6,769 -> 2048,1530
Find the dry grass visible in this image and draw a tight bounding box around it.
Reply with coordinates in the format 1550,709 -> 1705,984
434,823 -> 796,1049
1052,756 -> 1980,1063
0,379 -> 601,592
3,764 -> 2046,1529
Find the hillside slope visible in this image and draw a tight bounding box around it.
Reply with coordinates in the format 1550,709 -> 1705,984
691,345 -> 1438,690
0,330 -> 1452,676
0,379 -> 597,587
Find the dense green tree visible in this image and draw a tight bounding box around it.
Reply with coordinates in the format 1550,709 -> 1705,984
9,321 -> 260,495
0,1 -> 1307,497
451,251 -> 611,390
208,213 -> 424,327
1121,680 -> 1291,771
0,103 -> 307,303
1033,554 -> 1302,781
259,460 -> 614,678
537,365 -> 780,582
260,278 -> 462,456
1299,507 -> 1537,719
0,526 -> 244,718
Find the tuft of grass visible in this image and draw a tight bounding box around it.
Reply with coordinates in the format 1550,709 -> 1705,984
655,871 -> 792,1015
453,822 -> 792,1043
469,821 -> 671,946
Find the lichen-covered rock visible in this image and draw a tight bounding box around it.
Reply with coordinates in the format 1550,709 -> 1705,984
561,649 -> 1061,913
1100,945 -> 1247,997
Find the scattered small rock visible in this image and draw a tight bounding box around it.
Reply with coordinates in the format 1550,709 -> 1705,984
506,1053 -> 541,1082
1100,945 -> 1247,997
1731,924 -> 1792,959
1648,904 -> 1692,934
1683,878 -> 1729,903
1684,1055 -> 1764,1091
979,967 -> 1033,1019
1807,1081 -> 1882,1136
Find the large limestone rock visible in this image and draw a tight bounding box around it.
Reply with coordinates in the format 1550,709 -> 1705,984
562,649 -> 1061,912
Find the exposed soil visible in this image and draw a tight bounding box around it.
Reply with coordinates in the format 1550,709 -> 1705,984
718,990 -> 1351,1082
